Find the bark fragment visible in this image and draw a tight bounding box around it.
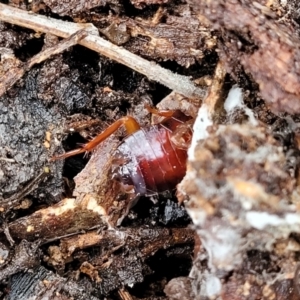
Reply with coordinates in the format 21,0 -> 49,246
41,0 -> 108,16
0,240 -> 40,282
130,0 -> 169,9
8,266 -> 99,299
190,0 -> 300,114
124,7 -> 216,67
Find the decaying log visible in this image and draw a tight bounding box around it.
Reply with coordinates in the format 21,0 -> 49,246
180,121 -> 300,299
8,138 -> 127,241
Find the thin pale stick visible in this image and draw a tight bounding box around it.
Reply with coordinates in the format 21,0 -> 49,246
0,29 -> 88,97
0,3 -> 206,100
26,29 -> 88,69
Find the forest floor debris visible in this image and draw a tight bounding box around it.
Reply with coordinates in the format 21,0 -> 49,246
1,0 -> 300,299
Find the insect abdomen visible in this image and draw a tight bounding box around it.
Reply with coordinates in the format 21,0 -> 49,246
114,124 -> 188,196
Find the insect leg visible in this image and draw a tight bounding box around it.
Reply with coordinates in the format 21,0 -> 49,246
144,104 -> 177,117
51,116 -> 140,161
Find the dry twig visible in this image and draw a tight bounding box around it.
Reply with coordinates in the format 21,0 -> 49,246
27,29 -> 88,68
0,4 -> 206,100
0,29 -> 88,97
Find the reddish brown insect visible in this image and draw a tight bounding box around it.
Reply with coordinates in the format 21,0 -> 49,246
51,106 -> 193,197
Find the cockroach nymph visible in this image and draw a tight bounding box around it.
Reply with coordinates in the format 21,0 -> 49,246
51,106 -> 193,201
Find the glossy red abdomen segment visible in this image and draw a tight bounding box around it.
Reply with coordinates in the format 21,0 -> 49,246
112,112 -> 191,196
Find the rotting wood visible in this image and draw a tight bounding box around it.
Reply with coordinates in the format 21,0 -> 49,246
7,137 -> 133,240
41,226 -> 195,292
0,169 -> 49,211
7,197 -> 107,241
0,240 -> 40,282
0,2 -> 202,298
189,0 -> 300,114
0,3 -> 206,100
58,227 -> 195,260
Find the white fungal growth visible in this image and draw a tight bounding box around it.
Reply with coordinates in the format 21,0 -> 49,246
188,104 -> 212,160
205,274 -> 222,297
188,86 -> 257,161
199,223 -> 243,271
224,85 -> 258,126
246,211 -> 300,230
224,86 -> 244,113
